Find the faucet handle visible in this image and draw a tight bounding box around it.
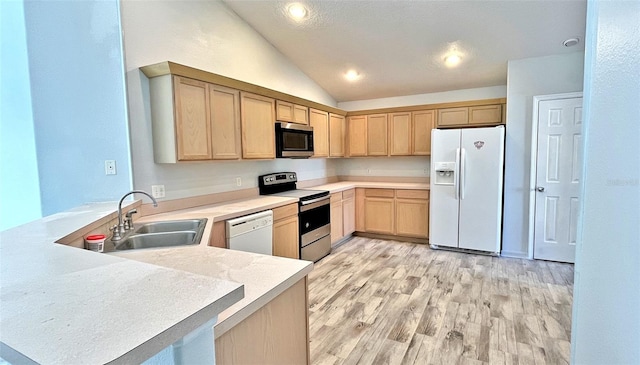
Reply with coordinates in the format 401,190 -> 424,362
124,209 -> 138,231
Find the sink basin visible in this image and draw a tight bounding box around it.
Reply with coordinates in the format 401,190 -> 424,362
134,219 -> 207,234
115,231 -> 199,251
114,218 -> 208,251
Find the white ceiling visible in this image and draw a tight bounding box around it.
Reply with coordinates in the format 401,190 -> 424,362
222,0 -> 586,103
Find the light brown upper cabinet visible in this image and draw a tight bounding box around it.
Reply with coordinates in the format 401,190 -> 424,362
276,100 -> 309,125
174,76 -> 212,161
437,104 -> 503,128
309,108 -> 329,157
412,110 -> 434,155
148,75 -> 242,163
240,92 -> 275,159
367,114 -> 388,156
329,113 -> 346,157
209,84 -> 241,160
388,112 -> 412,156
469,105 -> 502,125
347,115 -> 367,157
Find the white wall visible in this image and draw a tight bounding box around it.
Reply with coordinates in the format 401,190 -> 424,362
337,157 -> 430,178
502,52 -> 584,257
120,0 -> 338,199
22,0 -> 132,216
337,85 -> 506,111
0,0 -> 42,230
571,1 -> 640,363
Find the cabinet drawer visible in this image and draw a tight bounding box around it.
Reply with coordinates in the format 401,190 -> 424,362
365,189 -> 395,198
342,189 -> 355,199
272,203 -> 298,221
396,189 -> 429,200
330,192 -> 343,204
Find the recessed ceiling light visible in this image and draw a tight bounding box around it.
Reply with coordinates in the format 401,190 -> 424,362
444,54 -> 461,68
287,3 -> 307,20
344,70 -> 360,81
563,38 -> 580,47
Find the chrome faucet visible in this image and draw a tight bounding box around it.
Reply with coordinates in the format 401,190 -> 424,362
111,190 -> 158,242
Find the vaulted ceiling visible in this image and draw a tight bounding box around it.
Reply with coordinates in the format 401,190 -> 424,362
222,0 -> 587,102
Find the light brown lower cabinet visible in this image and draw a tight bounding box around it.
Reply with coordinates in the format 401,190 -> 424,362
215,277 -> 309,364
395,190 -> 429,238
272,203 -> 299,259
357,188 -> 429,239
363,188 -> 396,234
330,194 -> 343,244
330,189 -> 356,245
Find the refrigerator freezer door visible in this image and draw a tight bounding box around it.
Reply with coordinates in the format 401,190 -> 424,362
458,127 -> 505,253
429,128 -> 461,248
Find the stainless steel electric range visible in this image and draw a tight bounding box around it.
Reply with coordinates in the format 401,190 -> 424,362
259,172 -> 331,262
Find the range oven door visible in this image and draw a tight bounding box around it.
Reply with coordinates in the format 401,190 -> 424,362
299,196 -> 331,261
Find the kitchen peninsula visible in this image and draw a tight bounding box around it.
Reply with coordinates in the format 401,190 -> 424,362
0,197 -> 312,364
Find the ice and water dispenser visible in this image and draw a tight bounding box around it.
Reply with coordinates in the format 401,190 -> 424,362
433,162 -> 456,185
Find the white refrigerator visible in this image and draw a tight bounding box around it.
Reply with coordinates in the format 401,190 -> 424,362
429,126 -> 505,254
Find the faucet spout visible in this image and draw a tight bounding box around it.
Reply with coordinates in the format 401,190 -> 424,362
112,190 -> 158,242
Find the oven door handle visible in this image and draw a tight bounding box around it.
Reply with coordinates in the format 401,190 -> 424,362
299,195 -> 330,212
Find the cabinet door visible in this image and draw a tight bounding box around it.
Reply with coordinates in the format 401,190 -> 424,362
343,195 -> 355,236
437,107 -> 469,127
174,76 -> 212,160
389,112 -> 412,156
355,188 -> 365,231
275,100 -> 294,122
364,197 -> 394,234
367,114 -> 388,156
210,84 -> 241,160
309,108 -> 329,157
348,115 -> 367,156
412,110 -> 434,155
469,105 -> 502,125
273,215 -> 299,259
396,199 -> 429,238
240,92 -> 275,159
293,104 -> 309,125
330,199 -> 344,244
329,113 -> 345,157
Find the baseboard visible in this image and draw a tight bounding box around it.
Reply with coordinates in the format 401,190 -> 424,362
499,250 -> 530,259
353,232 -> 429,245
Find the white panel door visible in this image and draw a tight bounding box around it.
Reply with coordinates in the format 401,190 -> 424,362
458,127 -> 505,253
429,128 -> 461,248
534,97 -> 583,263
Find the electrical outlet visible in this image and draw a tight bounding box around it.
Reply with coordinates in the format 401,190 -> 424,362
151,185 -> 165,198
105,160 -> 116,175
236,177 -> 242,187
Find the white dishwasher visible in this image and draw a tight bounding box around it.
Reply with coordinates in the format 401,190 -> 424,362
226,210 -> 273,255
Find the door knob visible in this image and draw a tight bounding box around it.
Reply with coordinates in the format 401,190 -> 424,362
536,187 -> 545,192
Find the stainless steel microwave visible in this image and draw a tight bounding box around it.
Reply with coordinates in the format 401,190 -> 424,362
275,122 -> 314,158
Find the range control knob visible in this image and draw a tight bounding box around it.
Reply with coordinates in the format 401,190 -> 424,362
289,174 -> 294,179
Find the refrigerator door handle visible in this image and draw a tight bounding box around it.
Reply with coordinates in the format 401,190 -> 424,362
460,148 -> 466,200
455,148 -> 460,200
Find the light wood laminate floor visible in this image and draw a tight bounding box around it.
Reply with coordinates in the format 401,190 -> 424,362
308,237 -> 574,365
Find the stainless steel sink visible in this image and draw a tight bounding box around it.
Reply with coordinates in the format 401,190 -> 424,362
134,219 -> 207,234
114,218 -> 207,251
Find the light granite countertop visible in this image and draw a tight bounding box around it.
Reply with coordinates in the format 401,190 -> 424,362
0,202 -> 243,364
110,194 -> 313,338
